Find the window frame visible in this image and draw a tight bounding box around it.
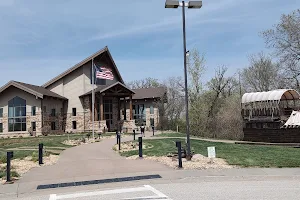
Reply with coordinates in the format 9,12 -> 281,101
150,105 -> 154,114
51,122 -> 56,130
72,121 -> 77,129
72,108 -> 77,116
8,96 -> 27,132
32,106 -> 36,116
31,122 -> 36,132
51,109 -> 56,117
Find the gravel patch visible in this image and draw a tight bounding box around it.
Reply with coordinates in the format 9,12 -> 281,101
62,138 -> 101,146
0,154 -> 59,183
113,141 -> 153,153
126,154 -> 234,170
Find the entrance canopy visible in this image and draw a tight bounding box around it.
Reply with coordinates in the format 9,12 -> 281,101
242,89 -> 300,104
80,81 -> 135,97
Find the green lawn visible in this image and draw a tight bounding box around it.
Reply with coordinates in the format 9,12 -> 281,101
154,132 -> 186,137
0,133 -> 89,163
120,138 -> 300,168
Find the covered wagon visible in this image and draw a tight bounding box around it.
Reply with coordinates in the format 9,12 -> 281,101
241,89 -> 300,143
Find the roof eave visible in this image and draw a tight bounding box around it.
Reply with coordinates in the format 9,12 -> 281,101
0,81 -> 44,99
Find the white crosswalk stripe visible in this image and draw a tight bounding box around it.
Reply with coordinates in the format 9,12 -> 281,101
49,185 -> 172,200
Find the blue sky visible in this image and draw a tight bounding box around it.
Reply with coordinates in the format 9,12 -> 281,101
0,0 -> 299,86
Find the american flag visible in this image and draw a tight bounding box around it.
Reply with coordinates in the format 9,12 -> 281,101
94,64 -> 114,80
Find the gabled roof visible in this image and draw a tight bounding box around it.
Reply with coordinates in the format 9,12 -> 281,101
80,81 -> 135,97
131,87 -> 167,100
42,46 -> 124,88
0,81 -> 67,100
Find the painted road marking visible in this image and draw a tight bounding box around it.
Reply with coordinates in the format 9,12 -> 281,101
49,185 -> 172,200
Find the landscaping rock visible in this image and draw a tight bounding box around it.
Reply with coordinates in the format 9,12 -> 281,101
126,153 -> 235,170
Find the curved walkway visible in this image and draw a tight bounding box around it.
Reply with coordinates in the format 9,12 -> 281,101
18,132 -> 171,185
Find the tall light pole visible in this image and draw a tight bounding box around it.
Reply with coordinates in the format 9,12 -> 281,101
165,0 -> 202,160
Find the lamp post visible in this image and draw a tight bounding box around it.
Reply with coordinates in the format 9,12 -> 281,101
165,0 -> 202,160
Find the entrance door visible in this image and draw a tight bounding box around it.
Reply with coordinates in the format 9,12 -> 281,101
104,99 -> 113,131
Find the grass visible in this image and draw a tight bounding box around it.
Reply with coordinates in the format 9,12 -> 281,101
153,132 -> 186,138
0,133 -> 89,163
120,138 -> 300,168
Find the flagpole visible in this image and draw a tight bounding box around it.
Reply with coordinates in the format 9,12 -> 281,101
92,58 -> 95,142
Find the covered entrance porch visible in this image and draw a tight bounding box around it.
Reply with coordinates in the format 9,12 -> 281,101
81,82 -> 136,132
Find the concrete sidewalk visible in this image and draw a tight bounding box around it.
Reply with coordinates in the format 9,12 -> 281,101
6,132 -> 169,193
2,131 -> 300,199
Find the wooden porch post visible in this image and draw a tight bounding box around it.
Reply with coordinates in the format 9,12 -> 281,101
100,94 -> 104,120
118,98 -> 121,120
94,96 -> 98,121
123,98 -> 126,120
130,95 -> 133,120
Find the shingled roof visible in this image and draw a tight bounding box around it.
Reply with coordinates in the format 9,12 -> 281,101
132,87 -> 167,100
0,81 -> 67,100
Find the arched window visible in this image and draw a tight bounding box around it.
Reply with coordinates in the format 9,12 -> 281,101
8,96 -> 26,132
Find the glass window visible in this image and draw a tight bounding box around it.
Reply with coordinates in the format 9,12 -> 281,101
0,108 -> 3,118
134,104 -> 146,125
8,96 -> 26,132
51,109 -> 56,117
32,106 -> 36,116
31,122 -> 36,131
72,108 -> 76,116
150,118 -> 154,127
72,121 -> 77,129
0,123 -> 3,132
51,122 -> 56,130
150,106 -> 154,114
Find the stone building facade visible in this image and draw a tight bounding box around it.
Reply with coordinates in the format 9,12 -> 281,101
0,46 -> 167,136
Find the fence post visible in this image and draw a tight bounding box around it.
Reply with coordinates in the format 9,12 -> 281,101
133,129 -> 136,140
138,137 -> 143,158
39,143 -> 44,165
118,134 -> 121,151
6,151 -> 13,182
116,131 -> 119,144
176,141 -> 182,168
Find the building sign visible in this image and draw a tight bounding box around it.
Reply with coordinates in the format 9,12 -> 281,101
207,146 -> 216,158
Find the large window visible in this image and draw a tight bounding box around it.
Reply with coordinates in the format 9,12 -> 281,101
104,99 -> 113,125
8,96 -> 27,132
0,108 -> 3,118
150,105 -> 154,114
133,104 -> 146,125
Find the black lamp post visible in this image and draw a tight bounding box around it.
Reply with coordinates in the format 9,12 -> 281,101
165,0 -> 202,160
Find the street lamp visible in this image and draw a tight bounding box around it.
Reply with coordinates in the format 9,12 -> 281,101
165,0 -> 202,161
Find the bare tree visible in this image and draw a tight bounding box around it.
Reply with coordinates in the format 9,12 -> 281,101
262,9 -> 300,64
262,9 -> 300,89
207,66 -> 232,118
158,76 -> 185,131
241,52 -> 283,92
187,48 -> 205,104
126,77 -> 161,89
